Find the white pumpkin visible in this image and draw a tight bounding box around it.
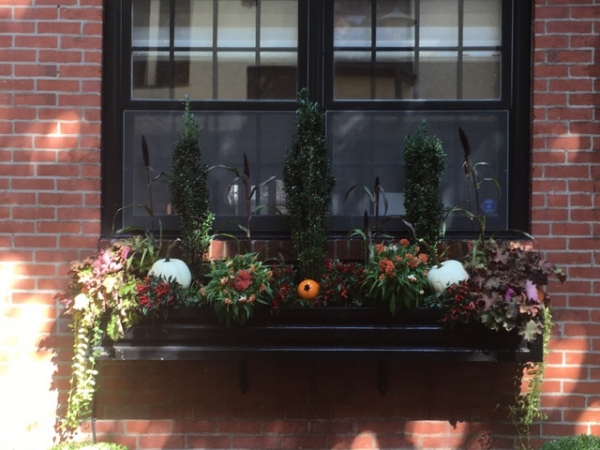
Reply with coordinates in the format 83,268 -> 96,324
149,258 -> 192,289
427,260 -> 469,293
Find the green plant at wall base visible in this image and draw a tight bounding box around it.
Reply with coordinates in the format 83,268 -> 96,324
540,434 -> 600,450
403,121 -> 445,251
171,96 -> 214,279
50,442 -> 129,450
283,88 -> 336,281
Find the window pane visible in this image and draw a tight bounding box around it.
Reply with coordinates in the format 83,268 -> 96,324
131,0 -> 298,101
464,0 -> 502,46
463,51 -> 501,99
334,0 -> 372,47
375,52 -> 415,99
122,110 -> 295,231
261,0 -> 298,47
132,51 -> 172,99
174,0 -> 213,47
420,0 -> 459,47
332,0 -> 502,101
217,51 -> 297,101
217,0 -> 256,47
376,0 -> 415,47
334,51 -> 372,99
174,52 -> 213,100
132,0 -> 170,47
327,110 -> 508,232
249,52 -> 297,99
418,51 -> 458,99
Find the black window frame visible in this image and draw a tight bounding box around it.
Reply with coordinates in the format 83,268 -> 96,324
101,0 -> 532,240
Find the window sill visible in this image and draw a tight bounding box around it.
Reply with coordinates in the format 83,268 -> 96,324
98,306 -> 542,363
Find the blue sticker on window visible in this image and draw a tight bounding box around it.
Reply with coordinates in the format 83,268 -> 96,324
481,199 -> 497,215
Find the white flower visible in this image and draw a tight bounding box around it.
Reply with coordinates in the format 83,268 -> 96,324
73,293 -> 90,310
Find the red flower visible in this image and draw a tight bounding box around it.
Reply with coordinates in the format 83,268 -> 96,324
233,270 -> 252,291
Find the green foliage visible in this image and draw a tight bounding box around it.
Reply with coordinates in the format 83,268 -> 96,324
170,96 -> 214,279
50,442 -> 129,450
55,237 -> 162,431
540,434 -> 600,450
511,306 -> 554,450
403,121 -> 445,248
204,253 -> 274,326
283,88 -> 336,281
363,239 -> 430,313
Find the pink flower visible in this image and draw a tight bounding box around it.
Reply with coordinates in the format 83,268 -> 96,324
504,287 -> 516,301
525,280 -> 539,303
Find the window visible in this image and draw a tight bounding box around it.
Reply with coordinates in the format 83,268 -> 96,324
102,0 -> 531,238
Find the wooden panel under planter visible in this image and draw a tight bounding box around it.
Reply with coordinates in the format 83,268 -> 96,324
98,306 -> 542,363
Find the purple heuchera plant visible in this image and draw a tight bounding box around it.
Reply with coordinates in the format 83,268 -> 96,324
465,239 -> 566,341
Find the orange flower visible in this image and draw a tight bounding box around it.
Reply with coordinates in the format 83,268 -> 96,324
375,243 -> 387,253
418,253 -> 428,263
406,256 -> 420,269
399,238 -> 410,247
379,258 -> 395,276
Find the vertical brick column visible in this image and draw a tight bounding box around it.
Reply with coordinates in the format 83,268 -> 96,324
0,2 -> 103,448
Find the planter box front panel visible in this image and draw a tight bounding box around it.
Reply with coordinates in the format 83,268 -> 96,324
99,307 -> 542,362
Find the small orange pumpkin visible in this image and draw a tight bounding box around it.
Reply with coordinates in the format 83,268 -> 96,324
297,279 -> 320,300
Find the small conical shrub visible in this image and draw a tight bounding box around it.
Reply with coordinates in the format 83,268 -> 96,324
283,89 -> 335,280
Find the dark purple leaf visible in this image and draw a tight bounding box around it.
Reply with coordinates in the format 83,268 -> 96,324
141,135 -> 150,169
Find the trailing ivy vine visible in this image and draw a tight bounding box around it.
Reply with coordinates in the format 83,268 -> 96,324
283,89 -> 335,281
510,306 -> 554,450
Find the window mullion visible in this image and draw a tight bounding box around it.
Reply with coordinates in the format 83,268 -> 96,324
414,0 -> 420,99
169,0 -> 175,99
370,0 -> 376,100
212,0 -> 218,100
457,0 -> 464,100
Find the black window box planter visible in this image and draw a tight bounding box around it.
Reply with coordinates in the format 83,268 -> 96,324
98,306 -> 542,363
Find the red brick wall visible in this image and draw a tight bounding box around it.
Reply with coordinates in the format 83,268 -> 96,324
0,0 -> 598,449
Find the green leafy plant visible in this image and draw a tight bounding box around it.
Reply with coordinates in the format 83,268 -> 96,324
283,88 -> 335,281
203,252 -> 274,325
540,434 -> 600,450
217,152 -> 277,238
50,442 -> 129,450
511,305 -> 554,450
170,96 -> 214,279
403,121 -> 445,250
55,236 -> 163,431
363,238 -> 430,313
